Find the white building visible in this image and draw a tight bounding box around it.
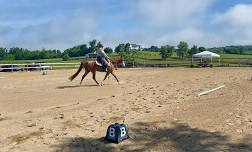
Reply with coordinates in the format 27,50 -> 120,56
129,44 -> 142,51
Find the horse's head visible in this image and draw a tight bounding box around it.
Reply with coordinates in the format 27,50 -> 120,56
111,56 -> 122,64
110,56 -> 125,67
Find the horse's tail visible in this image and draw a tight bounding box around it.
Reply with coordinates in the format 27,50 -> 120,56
69,62 -> 84,81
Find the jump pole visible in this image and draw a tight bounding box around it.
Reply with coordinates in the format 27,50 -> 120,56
198,85 -> 225,96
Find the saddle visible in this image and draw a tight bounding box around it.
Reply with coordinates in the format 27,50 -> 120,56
96,57 -> 108,72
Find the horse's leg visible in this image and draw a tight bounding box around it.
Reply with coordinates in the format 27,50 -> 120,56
80,70 -> 90,85
92,71 -> 100,85
101,71 -> 110,86
115,63 -> 118,70
111,71 -> 119,84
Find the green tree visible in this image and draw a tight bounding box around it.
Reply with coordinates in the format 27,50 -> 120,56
3,54 -> 15,60
104,47 -> 113,53
160,45 -> 174,59
115,44 -> 126,54
89,39 -> 97,53
62,54 -> 70,61
125,43 -> 131,54
79,44 -> 89,56
198,46 -> 206,52
56,50 -> 62,58
0,48 -> 7,58
189,45 -> 198,57
177,41 -> 189,58
150,46 -> 160,52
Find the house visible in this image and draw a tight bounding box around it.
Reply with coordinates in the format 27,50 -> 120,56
129,44 -> 142,51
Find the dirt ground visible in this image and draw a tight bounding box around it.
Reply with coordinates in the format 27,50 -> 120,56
0,67 -> 252,152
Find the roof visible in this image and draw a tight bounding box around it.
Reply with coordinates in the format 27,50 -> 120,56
192,51 -> 220,58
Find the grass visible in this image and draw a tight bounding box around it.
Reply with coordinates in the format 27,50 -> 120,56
126,51 -> 252,67
1,51 -> 252,69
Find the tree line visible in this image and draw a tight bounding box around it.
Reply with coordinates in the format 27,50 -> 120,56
0,39 -> 252,60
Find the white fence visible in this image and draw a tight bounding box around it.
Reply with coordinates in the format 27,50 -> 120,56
0,63 -> 81,72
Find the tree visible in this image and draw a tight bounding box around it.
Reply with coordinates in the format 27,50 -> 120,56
198,47 -> 206,52
150,46 -> 160,52
79,44 -> 89,56
177,41 -> 189,58
160,45 -> 174,59
3,54 -> 15,60
62,54 -> 70,61
160,46 -> 168,60
189,45 -> 198,57
0,48 -> 7,58
115,44 -> 126,54
89,39 -> 97,53
104,47 -> 113,53
125,43 -> 131,54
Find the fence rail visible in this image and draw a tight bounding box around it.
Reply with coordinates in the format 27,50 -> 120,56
1,60 -> 252,72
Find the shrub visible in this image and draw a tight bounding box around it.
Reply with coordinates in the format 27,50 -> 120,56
62,54 -> 70,61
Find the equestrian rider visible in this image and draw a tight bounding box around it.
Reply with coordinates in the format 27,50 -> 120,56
96,42 -> 110,71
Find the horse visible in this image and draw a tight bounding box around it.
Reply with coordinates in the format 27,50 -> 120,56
110,56 -> 125,70
69,59 -> 120,86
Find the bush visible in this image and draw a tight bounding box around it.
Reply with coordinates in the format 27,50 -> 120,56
62,54 -> 70,61
190,64 -> 194,68
210,64 -> 213,68
3,54 -> 15,60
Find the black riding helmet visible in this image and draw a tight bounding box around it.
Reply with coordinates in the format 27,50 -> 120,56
97,42 -> 103,48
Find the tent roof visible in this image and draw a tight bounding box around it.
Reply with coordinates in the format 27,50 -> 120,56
192,51 -> 220,58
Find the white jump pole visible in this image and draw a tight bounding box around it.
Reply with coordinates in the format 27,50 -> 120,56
198,85 -> 225,96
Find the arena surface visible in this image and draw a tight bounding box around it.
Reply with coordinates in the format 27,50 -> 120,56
0,68 -> 252,152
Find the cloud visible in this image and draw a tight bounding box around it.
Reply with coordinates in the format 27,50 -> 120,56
2,0 -> 252,50
214,4 -> 252,28
213,3 -> 252,45
0,10 -> 98,50
136,0 -> 216,28
98,0 -> 218,48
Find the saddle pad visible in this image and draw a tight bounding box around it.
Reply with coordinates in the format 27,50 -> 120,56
95,61 -> 102,66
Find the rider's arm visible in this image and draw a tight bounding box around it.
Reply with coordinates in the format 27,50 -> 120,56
101,50 -> 109,59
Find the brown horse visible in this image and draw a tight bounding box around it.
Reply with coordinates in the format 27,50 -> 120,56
69,60 -> 119,86
110,56 -> 125,69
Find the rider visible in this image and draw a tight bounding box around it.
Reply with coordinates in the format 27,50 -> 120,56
96,42 -> 110,71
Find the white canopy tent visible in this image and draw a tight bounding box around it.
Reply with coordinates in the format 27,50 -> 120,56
192,51 -> 220,65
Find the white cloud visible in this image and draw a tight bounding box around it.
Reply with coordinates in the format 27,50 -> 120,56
214,4 -> 252,28
137,0 -> 216,28
3,0 -> 252,50
0,10 -> 98,50
157,28 -> 224,47
213,3 -> 252,45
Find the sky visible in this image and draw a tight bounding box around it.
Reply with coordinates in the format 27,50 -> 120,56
0,0 -> 252,50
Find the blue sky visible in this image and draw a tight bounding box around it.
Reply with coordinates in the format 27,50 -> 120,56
1,0 -> 252,50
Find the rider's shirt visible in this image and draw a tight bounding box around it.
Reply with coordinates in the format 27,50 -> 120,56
96,48 -> 109,59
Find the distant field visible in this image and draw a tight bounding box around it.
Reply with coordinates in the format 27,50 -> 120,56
1,52 -> 252,68
125,51 -> 252,67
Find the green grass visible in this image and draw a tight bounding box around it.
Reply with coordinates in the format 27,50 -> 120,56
125,51 -> 252,67
1,51 -> 252,68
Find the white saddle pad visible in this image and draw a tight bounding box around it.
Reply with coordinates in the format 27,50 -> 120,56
95,61 -> 102,66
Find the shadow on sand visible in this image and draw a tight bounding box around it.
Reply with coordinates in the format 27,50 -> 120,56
52,121 -> 252,152
56,84 -> 99,89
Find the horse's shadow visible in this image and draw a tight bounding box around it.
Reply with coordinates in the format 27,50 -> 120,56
56,83 -> 113,89
56,84 -> 98,89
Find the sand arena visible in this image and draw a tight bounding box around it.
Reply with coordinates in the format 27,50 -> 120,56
0,68 -> 252,152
